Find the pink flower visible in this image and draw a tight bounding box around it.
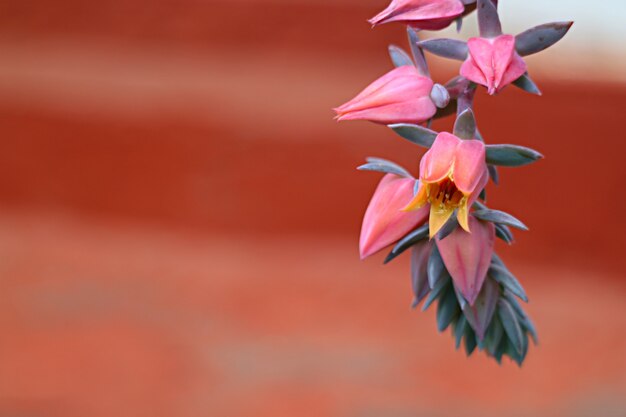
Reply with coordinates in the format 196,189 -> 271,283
334,65 -> 437,125
460,35 -> 527,95
369,0 -> 466,31
360,174 -> 429,259
435,216 -> 495,305
403,132 -> 488,237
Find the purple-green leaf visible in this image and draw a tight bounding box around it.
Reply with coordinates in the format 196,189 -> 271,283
512,73 -> 542,96
477,0 -> 502,38
388,45 -> 414,68
463,278 -> 499,340
485,144 -> 544,167
358,157 -> 412,178
515,21 -> 574,56
453,108 -> 476,139
389,123 -> 438,148
419,38 -> 468,61
407,27 -> 430,77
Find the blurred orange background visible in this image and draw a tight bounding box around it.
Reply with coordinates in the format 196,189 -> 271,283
0,1 -> 624,416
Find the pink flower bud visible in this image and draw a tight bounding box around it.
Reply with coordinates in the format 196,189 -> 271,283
404,132 -> 488,237
435,216 -> 495,305
334,65 -> 437,125
460,35 -> 527,95
360,174 -> 429,259
369,0 -> 466,31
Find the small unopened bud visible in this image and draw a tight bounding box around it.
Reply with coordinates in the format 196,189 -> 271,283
430,84 -> 450,109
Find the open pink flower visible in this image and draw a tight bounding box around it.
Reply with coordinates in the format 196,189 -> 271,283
460,35 -> 527,95
435,216 -> 495,305
360,174 -> 429,259
334,65 -> 436,125
403,132 -> 488,237
369,0 -> 466,31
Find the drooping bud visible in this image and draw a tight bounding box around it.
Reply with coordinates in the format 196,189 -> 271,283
435,216 -> 495,305
334,66 -> 437,125
360,174 -> 429,259
369,0 -> 467,31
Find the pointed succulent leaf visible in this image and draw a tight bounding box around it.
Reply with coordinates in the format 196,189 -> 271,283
437,213 -> 459,241
410,241 -> 433,307
498,298 -> 524,355
388,45 -> 414,68
515,22 -> 574,56
488,164 -> 499,185
473,208 -> 528,231
437,285 -> 461,332
453,108 -> 476,139
464,325 -> 477,356
384,223 -> 430,264
493,336 -> 507,364
422,273 -> 450,311
407,27 -> 430,77
453,283 -> 467,310
484,314 -> 504,355
358,157 -> 412,178
418,38 -> 468,61
490,265 -> 528,302
477,0 -> 502,38
485,144 -> 543,167
479,187 -> 487,201
494,223 -> 515,244
427,242 -> 446,289
512,73 -> 542,95
445,76 -> 471,99
389,123 -> 437,148
455,314 -> 467,349
430,84 -> 450,109
463,278 -> 499,341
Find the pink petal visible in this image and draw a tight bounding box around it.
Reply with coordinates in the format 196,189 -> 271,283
491,35 -> 518,92
369,0 -> 464,27
465,37 -> 496,92
334,66 -> 435,124
360,174 -> 429,259
336,97 -> 436,124
452,139 -> 487,195
419,132 -> 460,183
499,52 -> 527,91
435,216 -> 495,305
460,56 -> 488,88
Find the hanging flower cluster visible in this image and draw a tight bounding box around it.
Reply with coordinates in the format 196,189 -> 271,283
334,0 -> 572,365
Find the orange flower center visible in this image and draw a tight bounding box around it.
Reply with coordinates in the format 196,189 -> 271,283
428,177 -> 464,210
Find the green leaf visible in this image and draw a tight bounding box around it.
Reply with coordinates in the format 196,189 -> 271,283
388,45 -> 414,68
489,265 -> 528,302
473,208 -> 528,231
453,108 -> 476,139
389,123 -> 437,148
498,298 -> 524,355
358,157 -> 413,178
422,273 -> 450,311
384,223 -> 429,264
427,243 -> 445,289
437,285 -> 461,332
512,73 -> 542,96
485,144 -> 543,167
